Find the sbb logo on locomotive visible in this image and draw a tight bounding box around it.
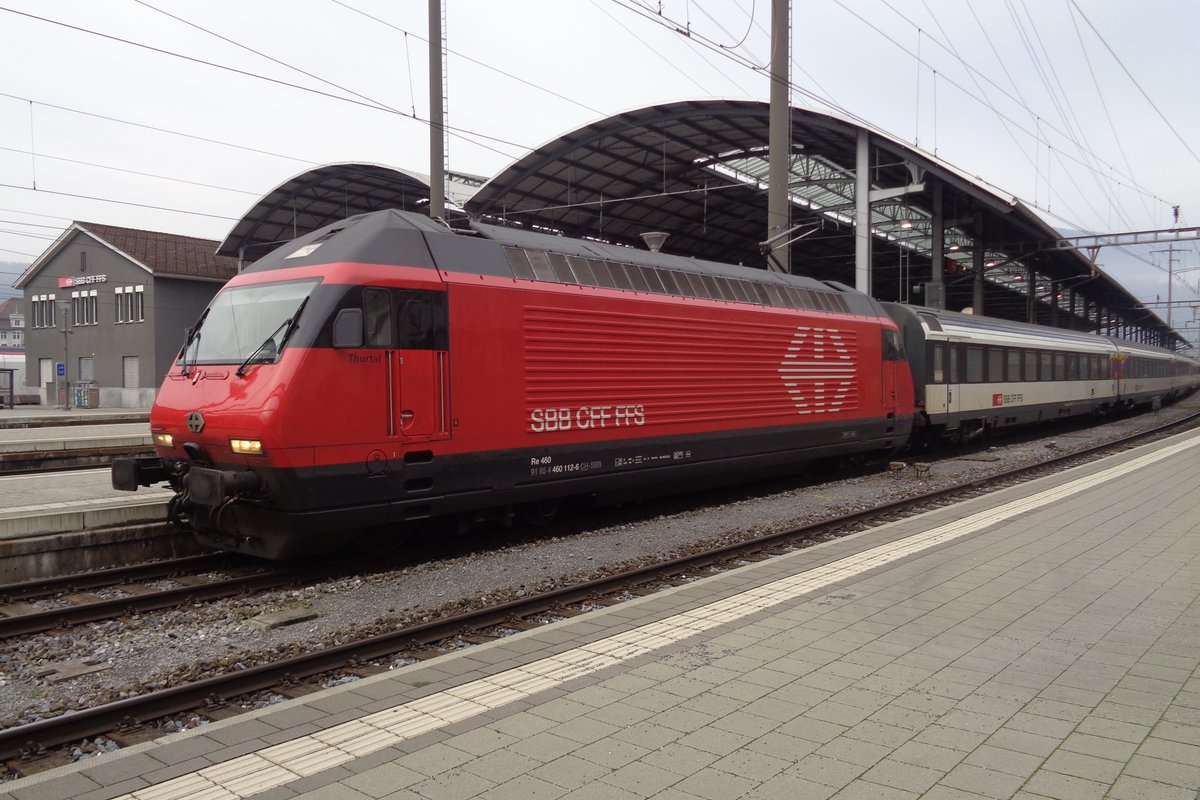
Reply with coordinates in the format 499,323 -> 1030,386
529,404 -> 646,433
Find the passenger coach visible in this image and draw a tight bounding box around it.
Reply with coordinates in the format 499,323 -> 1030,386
885,303 -> 1200,442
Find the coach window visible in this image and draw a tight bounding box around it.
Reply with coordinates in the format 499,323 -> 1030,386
949,345 -> 961,384
988,348 -> 1005,382
363,288 -> 392,347
929,344 -> 945,383
1007,349 -> 1022,382
966,347 -> 984,383
1066,354 -> 1079,381
1024,350 -> 1038,382
1039,351 -> 1053,381
1054,352 -> 1066,381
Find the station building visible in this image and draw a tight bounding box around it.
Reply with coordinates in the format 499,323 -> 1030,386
14,222 -> 237,407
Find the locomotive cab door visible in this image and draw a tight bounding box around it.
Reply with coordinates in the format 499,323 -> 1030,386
360,287 -> 451,443
392,290 -> 450,442
881,328 -> 903,431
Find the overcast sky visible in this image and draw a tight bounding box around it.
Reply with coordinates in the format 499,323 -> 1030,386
1,1 -> 1198,337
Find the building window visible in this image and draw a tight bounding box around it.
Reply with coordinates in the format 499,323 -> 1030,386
71,290 -> 99,326
116,286 -> 145,323
79,357 -> 95,381
31,294 -> 57,328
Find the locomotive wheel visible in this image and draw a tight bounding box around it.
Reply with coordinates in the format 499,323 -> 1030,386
516,499 -> 562,526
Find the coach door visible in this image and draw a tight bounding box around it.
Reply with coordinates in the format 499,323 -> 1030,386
925,341 -> 956,419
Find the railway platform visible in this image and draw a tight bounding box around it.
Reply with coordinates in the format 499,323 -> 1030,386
0,406 -> 150,429
0,414 -> 165,543
0,410 -> 177,580
3,428 -> 1199,799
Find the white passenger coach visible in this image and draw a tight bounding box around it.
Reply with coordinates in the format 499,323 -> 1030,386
884,303 -> 1200,443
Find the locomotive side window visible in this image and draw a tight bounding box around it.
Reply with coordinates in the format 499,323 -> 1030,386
626,264 -> 652,293
641,266 -> 667,294
726,279 -> 750,303
396,291 -> 448,350
364,288 -> 392,347
505,248 -> 535,280
566,256 -> 593,284
609,262 -> 636,290
525,251 -> 557,282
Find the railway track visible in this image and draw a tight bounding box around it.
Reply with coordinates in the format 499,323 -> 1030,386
1,409 -> 1196,771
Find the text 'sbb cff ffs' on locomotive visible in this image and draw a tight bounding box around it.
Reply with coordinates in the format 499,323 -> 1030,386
111,209 -> 1200,559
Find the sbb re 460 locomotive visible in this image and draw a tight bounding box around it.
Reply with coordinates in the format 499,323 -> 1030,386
112,209 -> 1200,558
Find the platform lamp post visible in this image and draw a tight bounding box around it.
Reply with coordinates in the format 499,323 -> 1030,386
59,301 -> 72,410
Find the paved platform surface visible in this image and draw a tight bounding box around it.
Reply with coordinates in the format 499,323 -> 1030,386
3,429 -> 1199,800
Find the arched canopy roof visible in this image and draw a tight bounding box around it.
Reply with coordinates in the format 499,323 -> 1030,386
217,102 -> 1178,347
465,99 -> 1176,346
216,163 -> 482,261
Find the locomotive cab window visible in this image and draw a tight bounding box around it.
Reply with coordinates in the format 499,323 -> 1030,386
324,287 -> 448,350
364,288 -> 392,347
181,278 -> 319,366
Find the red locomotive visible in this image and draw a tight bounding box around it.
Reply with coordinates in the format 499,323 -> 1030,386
113,209 -> 915,558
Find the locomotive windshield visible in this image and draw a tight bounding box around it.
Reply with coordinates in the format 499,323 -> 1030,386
181,279 -> 319,367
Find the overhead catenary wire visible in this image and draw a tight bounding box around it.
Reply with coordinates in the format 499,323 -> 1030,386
0,5 -> 529,161
1067,0 -> 1200,169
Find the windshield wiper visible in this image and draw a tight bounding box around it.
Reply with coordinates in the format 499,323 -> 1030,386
180,308 -> 209,376
235,297 -> 309,377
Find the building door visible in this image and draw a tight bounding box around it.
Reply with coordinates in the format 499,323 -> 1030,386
39,358 -> 52,397
123,356 -> 140,388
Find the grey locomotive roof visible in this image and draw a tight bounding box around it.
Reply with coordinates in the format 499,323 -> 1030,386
248,209 -> 887,319
470,220 -> 841,292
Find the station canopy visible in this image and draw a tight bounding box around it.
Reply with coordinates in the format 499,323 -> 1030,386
219,100 -> 1178,347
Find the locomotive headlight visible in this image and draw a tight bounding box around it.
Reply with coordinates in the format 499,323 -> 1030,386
153,433 -> 174,448
230,438 -> 264,456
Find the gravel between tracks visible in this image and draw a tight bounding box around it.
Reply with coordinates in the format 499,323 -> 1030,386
0,404 -> 1196,734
